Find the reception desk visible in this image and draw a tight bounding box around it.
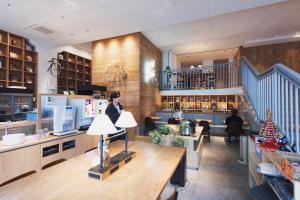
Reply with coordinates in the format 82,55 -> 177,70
0,140 -> 186,200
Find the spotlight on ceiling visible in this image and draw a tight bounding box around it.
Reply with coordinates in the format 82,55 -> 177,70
190,65 -> 194,69
198,64 -> 202,68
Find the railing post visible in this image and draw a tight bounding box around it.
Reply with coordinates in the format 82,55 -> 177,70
295,87 -> 299,153
278,74 -> 282,131
282,76 -> 285,134
274,73 -> 278,125
285,79 -> 289,141
290,83 -> 294,145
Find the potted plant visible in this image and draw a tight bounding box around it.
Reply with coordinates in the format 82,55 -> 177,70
157,124 -> 174,146
149,130 -> 161,144
179,120 -> 191,136
172,135 -> 187,148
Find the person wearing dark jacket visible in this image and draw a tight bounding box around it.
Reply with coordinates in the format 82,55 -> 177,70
105,92 -> 123,125
105,92 -> 124,142
225,109 -> 243,131
225,109 -> 243,142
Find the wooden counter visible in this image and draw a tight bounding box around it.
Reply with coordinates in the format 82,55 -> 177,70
0,120 -> 36,130
0,132 -> 99,185
0,131 -> 84,153
0,141 -> 186,200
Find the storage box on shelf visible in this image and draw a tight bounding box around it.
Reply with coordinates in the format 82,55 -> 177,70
57,51 -> 91,94
160,95 -> 238,112
0,29 -> 38,105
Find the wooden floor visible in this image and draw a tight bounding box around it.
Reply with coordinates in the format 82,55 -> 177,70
169,136 -> 253,200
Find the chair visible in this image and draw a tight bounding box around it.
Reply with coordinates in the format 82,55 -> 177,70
226,122 -> 243,144
144,117 -> 155,136
168,118 -> 179,125
199,120 -> 210,141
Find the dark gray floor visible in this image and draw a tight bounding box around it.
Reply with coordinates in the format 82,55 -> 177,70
177,136 -> 253,200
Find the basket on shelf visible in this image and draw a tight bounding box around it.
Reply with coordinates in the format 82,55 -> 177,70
276,151 -> 300,181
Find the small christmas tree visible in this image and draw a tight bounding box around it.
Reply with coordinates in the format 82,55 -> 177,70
259,110 -> 279,142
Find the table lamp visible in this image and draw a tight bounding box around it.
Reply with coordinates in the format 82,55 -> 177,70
115,111 -> 137,154
87,114 -> 117,179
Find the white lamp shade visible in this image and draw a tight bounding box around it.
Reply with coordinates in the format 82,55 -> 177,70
87,114 -> 117,135
115,111 -> 137,128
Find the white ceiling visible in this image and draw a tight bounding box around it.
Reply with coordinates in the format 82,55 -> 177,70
144,0 -> 300,53
0,0 -> 298,54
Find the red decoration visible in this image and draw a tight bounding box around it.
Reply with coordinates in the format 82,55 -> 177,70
259,110 -> 279,143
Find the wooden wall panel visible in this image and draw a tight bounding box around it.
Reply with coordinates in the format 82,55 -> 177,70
139,34 -> 162,127
240,41 -> 300,73
92,33 -> 162,131
92,33 -> 141,124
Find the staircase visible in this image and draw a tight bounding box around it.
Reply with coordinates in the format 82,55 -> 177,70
241,56 -> 300,153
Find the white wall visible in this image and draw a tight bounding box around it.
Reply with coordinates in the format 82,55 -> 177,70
36,45 -> 92,93
162,50 -> 177,70
202,60 -> 213,67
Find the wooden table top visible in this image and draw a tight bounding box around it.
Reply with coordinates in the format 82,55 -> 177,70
0,141 -> 185,200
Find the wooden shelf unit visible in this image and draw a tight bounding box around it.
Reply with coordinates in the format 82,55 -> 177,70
0,29 -> 38,103
57,51 -> 91,94
160,94 -> 238,111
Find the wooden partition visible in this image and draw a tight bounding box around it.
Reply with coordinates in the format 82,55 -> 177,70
92,33 -> 162,127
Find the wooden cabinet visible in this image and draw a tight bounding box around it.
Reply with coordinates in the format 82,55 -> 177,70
40,134 -> 98,168
77,134 -> 98,154
0,29 -> 38,103
0,145 -> 40,184
0,133 -> 98,185
57,51 -> 91,94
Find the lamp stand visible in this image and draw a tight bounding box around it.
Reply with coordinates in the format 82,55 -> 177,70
125,129 -> 128,155
99,135 -> 103,170
88,130 -> 136,181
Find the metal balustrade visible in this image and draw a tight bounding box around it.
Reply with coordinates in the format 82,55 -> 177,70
161,61 -> 241,90
241,57 -> 300,153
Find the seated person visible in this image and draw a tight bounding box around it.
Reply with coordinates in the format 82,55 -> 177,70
225,109 -> 243,141
225,109 -> 243,130
173,105 -> 184,119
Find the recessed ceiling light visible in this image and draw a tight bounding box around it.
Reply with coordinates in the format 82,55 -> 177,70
198,64 -> 202,68
190,65 -> 194,69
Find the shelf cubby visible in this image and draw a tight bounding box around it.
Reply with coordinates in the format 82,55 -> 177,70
57,51 -> 91,94
0,29 -> 38,107
160,94 -> 238,112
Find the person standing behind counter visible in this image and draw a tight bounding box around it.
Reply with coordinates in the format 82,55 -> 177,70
173,104 -> 184,119
105,92 -> 124,142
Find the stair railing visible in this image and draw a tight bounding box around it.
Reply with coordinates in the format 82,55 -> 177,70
241,56 -> 300,152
